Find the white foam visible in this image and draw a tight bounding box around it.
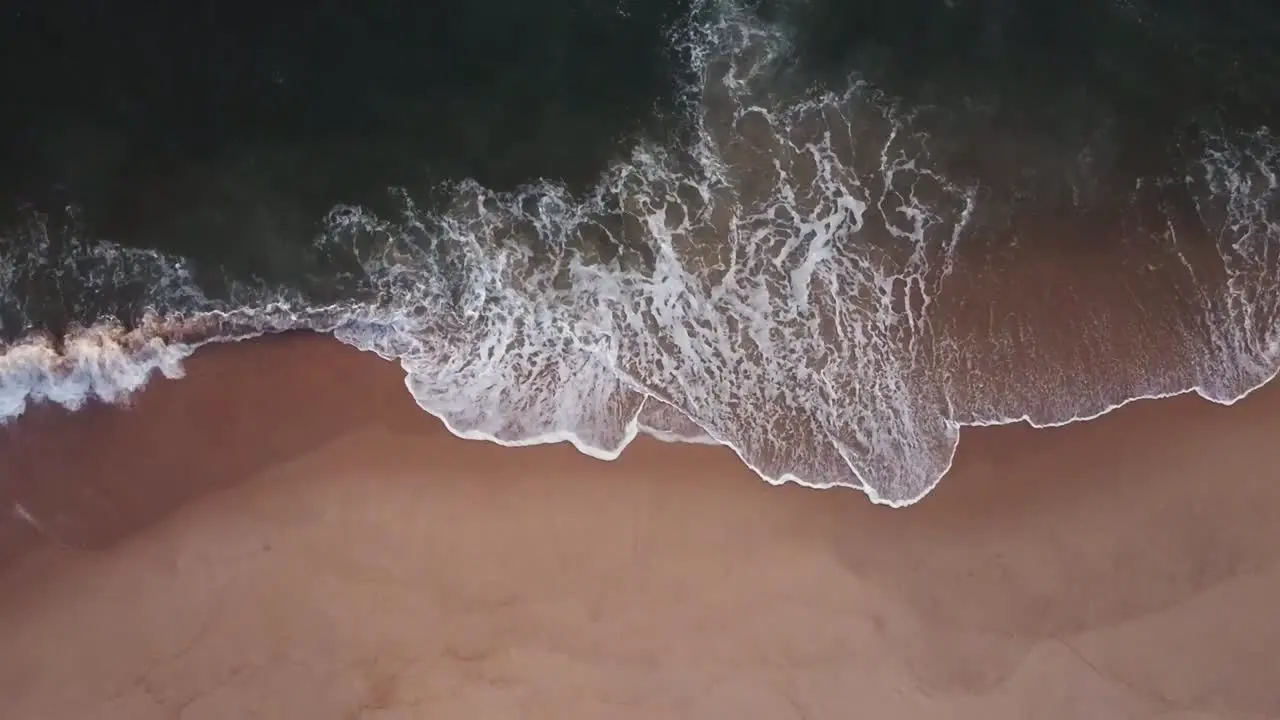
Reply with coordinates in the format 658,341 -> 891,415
0,327 -> 195,422
1,2 -> 1277,508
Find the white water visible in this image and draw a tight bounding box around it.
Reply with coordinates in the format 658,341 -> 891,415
1,3 -> 1277,506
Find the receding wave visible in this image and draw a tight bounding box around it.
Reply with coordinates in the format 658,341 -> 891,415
2,3 -> 1278,505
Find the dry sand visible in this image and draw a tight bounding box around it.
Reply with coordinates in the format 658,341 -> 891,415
0,333 -> 1277,719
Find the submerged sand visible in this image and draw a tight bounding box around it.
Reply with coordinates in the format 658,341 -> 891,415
0,334 -> 1277,719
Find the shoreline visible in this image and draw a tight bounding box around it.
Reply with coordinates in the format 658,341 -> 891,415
0,330 -> 1258,545
5,325 -> 1280,510
6,329 -> 1280,573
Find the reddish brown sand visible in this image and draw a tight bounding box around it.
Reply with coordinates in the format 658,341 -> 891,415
0,333 -> 1278,719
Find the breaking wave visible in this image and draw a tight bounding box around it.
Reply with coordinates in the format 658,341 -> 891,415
2,2 -> 1278,505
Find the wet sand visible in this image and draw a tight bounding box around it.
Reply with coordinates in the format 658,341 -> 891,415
0,333 -> 1278,719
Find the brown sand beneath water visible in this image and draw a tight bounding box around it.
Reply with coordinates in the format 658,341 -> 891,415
0,333 -> 1278,719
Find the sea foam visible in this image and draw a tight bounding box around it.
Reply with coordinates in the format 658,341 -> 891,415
1,2 -> 1277,506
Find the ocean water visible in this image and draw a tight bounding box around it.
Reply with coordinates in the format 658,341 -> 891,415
1,0 -> 1277,505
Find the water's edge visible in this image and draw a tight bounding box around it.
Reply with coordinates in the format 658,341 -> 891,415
4,324 -> 1275,509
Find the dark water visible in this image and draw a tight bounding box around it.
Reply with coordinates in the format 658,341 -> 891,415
1,0 -> 698,309
5,1 -> 1275,304
2,0 -> 1278,503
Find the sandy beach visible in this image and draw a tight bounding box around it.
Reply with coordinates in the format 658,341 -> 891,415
0,333 -> 1278,719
